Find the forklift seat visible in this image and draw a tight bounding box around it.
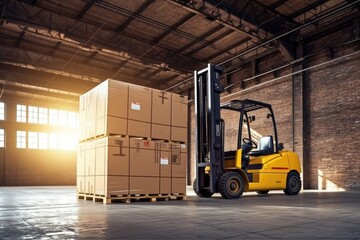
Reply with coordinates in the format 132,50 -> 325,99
249,136 -> 274,156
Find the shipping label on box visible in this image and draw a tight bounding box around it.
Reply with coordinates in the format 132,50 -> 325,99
160,157 -> 169,165
156,141 -> 171,177
128,85 -> 151,122
131,102 -> 141,111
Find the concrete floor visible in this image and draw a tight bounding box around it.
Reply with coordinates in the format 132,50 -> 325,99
0,187 -> 359,239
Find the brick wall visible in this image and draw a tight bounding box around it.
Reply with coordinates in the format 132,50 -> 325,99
304,35 -> 360,190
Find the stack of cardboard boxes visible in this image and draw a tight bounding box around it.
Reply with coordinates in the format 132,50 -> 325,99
77,79 -> 187,199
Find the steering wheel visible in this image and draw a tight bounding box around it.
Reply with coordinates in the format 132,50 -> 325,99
243,138 -> 257,149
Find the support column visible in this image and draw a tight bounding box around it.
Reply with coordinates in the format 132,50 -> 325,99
292,43 -> 307,188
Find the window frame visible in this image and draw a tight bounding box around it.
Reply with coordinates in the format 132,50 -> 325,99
0,102 -> 5,121
16,105 -> 27,123
16,131 -> 27,148
0,129 -> 4,148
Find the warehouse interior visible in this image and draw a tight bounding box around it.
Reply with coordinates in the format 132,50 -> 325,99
0,0 -> 360,239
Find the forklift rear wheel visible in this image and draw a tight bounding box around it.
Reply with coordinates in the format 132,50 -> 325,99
284,171 -> 301,195
218,172 -> 244,199
256,190 -> 269,195
193,178 -> 214,198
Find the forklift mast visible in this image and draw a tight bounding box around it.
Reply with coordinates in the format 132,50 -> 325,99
194,63 -> 224,193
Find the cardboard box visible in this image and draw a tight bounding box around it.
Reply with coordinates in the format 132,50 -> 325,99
129,176 -> 159,194
85,175 -> 95,194
157,142 -> 171,178
171,93 -> 188,128
97,80 -> 129,137
86,88 -> 97,139
172,177 -> 186,194
171,126 -> 187,143
129,139 -> 157,176
85,141 -> 96,176
95,175 -> 130,196
107,176 -> 129,196
160,177 -> 171,194
128,120 -> 151,138
94,136 -> 129,176
80,79 -> 129,141
152,89 -> 171,125
171,143 -> 187,178
76,142 -> 86,176
107,80 -> 129,118
95,175 -> 105,196
107,136 -> 130,176
79,94 -> 86,141
77,176 -> 85,193
151,124 -> 170,140
96,116 -> 127,138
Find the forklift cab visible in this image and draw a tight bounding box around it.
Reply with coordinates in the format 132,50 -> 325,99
220,99 -> 280,170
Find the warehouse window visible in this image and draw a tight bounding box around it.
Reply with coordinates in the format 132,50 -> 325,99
58,110 -> 67,126
28,106 -> 38,124
0,129 -> 4,148
16,105 -> 27,122
38,132 -> 48,149
0,102 -> 4,120
16,131 -> 26,148
28,131 -> 38,149
49,109 -> 58,126
58,134 -> 67,150
38,107 -> 48,124
49,133 -> 58,149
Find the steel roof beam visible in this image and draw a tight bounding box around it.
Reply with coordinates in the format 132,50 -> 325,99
151,13 -> 196,45
288,0 -> 330,19
77,1 -> 95,20
176,25 -> 224,54
116,0 -> 154,33
268,0 -> 290,10
185,29 -> 235,56
204,37 -> 253,62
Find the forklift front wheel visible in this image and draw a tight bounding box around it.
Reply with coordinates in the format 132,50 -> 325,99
218,172 -> 245,199
193,178 -> 214,198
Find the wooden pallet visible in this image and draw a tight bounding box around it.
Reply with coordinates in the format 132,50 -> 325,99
77,193 -> 186,204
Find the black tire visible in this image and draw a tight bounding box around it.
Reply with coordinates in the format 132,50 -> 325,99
257,190 -> 269,195
284,171 -> 301,195
218,172 -> 245,199
193,178 -> 214,198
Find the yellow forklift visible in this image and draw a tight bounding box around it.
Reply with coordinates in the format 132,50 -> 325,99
193,64 -> 302,199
